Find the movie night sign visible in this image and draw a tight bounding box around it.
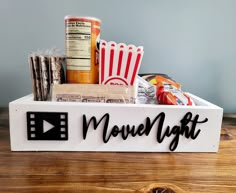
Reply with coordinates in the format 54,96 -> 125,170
82,112 -> 208,151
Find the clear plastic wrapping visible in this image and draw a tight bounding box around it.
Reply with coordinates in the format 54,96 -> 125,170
51,84 -> 135,104
28,48 -> 65,101
136,76 -> 156,104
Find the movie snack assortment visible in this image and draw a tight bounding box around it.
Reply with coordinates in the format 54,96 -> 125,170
28,15 -> 195,106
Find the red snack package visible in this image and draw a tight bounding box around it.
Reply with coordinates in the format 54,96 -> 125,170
155,75 -> 194,105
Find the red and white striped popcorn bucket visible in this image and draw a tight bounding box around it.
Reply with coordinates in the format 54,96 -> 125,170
99,40 -> 144,85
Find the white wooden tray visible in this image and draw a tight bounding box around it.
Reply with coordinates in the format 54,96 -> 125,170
9,93 -> 223,152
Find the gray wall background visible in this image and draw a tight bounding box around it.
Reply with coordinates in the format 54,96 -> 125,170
0,0 -> 235,113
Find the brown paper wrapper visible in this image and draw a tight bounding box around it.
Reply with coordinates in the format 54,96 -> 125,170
52,84 -> 135,104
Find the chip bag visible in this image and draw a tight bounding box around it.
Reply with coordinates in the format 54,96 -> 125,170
155,75 -> 194,105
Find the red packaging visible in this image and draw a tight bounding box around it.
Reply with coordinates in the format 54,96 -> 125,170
155,75 -> 194,106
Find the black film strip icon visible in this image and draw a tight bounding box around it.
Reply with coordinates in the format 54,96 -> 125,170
27,112 -> 68,140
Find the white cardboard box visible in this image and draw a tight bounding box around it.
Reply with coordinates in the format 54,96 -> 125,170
9,93 -> 223,152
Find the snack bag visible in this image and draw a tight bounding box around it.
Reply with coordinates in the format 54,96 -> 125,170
140,73 -> 173,85
155,75 -> 194,105
136,76 -> 156,104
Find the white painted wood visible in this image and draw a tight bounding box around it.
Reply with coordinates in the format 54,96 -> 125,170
9,94 -> 223,152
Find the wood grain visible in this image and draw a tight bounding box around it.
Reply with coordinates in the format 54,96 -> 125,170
0,108 -> 236,193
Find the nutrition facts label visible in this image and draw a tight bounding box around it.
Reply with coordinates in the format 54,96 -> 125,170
65,21 -> 91,70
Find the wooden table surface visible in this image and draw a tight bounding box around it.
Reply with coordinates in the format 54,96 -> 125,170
0,107 -> 235,193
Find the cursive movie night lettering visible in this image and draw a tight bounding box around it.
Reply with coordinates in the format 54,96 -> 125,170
82,112 -> 208,151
